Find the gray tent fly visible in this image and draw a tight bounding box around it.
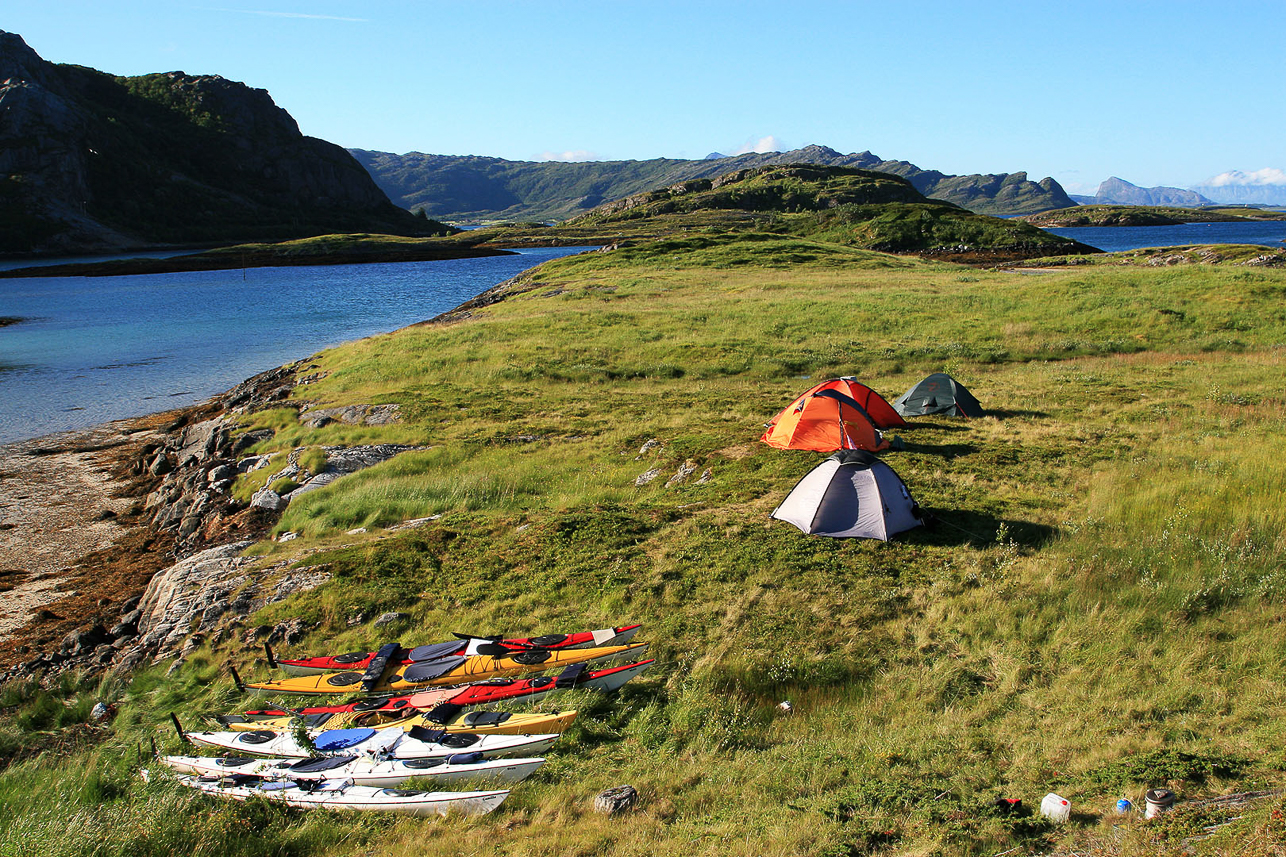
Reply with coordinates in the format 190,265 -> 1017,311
893,372 -> 982,417
770,450 -> 923,540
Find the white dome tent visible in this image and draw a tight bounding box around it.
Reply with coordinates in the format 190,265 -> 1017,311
770,450 -> 923,540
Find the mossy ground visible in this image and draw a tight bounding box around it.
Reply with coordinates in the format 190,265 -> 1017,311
4,235 -> 1286,856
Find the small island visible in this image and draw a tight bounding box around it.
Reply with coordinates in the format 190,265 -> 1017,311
1021,204 -> 1286,228
0,235 -> 517,279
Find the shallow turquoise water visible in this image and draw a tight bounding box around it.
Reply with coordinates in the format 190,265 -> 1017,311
0,247 -> 590,443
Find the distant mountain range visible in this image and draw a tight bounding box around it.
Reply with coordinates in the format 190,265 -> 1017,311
1073,174 -> 1286,208
349,145 -> 1076,222
0,31 -> 435,255
1192,169 -> 1286,205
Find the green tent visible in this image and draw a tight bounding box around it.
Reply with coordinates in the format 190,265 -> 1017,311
893,373 -> 982,417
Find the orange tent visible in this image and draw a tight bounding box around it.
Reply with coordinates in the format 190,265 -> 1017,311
798,378 -> 907,429
761,386 -> 891,453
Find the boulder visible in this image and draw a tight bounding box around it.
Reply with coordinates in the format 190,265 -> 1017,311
61,624 -> 110,654
594,785 -> 639,815
207,464 -> 237,483
109,621 -> 137,640
250,488 -> 287,511
374,611 -> 409,627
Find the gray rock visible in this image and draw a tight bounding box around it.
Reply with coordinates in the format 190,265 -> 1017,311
636,439 -> 661,459
250,488 -> 287,511
108,540 -> 329,669
635,467 -> 662,486
594,785 -> 639,815
178,514 -> 203,539
299,404 -> 401,428
237,454 -> 276,473
207,464 -> 237,483
272,618 -> 311,645
109,621 -> 137,639
232,429 -> 275,456
62,625 -> 109,654
665,460 -> 698,487
374,611 -> 409,627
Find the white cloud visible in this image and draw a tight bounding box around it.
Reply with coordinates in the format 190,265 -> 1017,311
1201,167 -> 1286,187
730,135 -> 784,156
537,150 -> 600,162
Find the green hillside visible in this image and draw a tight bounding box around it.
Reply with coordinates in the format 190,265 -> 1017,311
549,164 -> 1094,262
351,144 -> 1078,223
5,230 -> 1286,856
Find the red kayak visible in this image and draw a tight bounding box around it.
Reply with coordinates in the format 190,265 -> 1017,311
271,625 -> 642,677
218,659 -> 655,728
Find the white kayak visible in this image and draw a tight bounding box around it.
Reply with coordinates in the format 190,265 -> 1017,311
183,723 -> 559,760
173,772 -> 508,816
163,752 -> 545,787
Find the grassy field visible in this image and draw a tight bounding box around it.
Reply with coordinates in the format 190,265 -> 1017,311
4,234 -> 1286,856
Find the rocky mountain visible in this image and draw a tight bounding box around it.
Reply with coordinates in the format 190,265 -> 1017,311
0,31 -> 436,255
351,144 -> 1076,223
1090,176 -> 1213,207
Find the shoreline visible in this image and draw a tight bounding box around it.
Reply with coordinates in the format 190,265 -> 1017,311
0,243 -> 514,279
0,410 -> 188,660
0,249 -> 579,669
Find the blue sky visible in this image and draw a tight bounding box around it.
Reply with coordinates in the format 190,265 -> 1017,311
6,1 -> 1282,193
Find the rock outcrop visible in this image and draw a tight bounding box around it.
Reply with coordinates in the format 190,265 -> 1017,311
112,540 -> 330,671
0,30 -> 433,255
0,359 -> 425,683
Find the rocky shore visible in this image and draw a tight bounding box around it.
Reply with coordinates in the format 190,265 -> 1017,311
0,359 -> 428,685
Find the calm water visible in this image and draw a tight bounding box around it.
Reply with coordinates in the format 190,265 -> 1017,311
0,247 -> 591,444
1044,219 -> 1286,252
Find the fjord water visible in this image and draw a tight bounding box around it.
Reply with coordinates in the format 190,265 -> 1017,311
0,247 -> 590,444
1044,219 -> 1286,252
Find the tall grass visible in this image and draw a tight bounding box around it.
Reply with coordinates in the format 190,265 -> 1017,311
9,236 -> 1286,856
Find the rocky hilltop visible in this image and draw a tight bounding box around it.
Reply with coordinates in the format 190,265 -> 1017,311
0,31 -> 434,255
351,143 -> 1076,223
1084,176 -> 1214,208
564,163 -> 1094,262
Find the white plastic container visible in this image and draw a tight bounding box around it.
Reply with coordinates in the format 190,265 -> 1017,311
1145,788 -> 1175,819
1040,792 -> 1071,823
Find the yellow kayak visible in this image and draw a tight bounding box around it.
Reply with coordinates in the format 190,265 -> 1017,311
227,707 -> 579,736
241,642 -> 649,696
